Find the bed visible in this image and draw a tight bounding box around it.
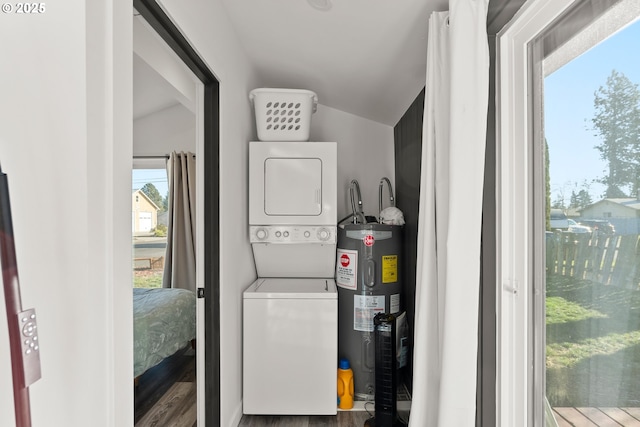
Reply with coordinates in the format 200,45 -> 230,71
133,287 -> 196,379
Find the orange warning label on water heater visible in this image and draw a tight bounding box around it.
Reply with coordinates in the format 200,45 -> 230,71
382,255 -> 398,283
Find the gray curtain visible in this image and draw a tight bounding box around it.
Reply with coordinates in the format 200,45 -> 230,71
162,151 -> 196,292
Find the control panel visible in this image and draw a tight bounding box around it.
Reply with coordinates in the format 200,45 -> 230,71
250,225 -> 336,244
15,308 -> 42,388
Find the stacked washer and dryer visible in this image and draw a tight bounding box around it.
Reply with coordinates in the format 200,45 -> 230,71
243,89 -> 338,415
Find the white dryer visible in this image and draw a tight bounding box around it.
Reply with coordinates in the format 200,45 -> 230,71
244,141 -> 338,415
248,140 -> 337,278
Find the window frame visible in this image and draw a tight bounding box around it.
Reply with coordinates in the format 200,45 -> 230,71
496,0 -> 635,424
496,0 -> 582,425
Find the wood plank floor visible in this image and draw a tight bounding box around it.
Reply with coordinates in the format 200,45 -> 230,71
239,411 -> 374,427
553,407 -> 640,426
134,347 -> 196,427
240,402 -> 411,426
134,349 -> 410,427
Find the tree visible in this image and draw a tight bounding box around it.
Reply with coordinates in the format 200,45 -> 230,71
545,139 -> 551,230
162,192 -> 169,212
140,183 -> 165,211
552,194 -> 566,210
591,70 -> 640,198
569,189 -> 593,210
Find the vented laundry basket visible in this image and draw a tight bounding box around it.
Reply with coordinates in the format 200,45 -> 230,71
250,88 -> 318,141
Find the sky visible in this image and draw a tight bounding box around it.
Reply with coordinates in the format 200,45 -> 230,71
132,169 -> 169,197
544,17 -> 640,205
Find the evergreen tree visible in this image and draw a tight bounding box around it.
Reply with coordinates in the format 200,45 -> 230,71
569,190 -> 579,209
141,183 -> 165,211
569,188 -> 593,209
163,192 -> 169,212
545,139 -> 551,230
591,70 -> 640,198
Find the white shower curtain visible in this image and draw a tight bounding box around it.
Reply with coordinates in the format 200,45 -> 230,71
409,1 -> 489,426
163,151 -> 197,292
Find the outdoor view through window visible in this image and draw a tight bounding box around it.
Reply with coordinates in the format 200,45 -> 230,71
545,16 -> 640,423
132,169 -> 168,288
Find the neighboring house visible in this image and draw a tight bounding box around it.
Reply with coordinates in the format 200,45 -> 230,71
579,198 -> 640,234
132,189 -> 159,233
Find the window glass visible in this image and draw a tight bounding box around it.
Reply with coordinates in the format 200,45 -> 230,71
543,13 -> 640,424
132,168 -> 168,288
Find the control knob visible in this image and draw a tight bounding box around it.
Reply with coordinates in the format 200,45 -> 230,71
255,228 -> 268,240
317,228 -> 330,241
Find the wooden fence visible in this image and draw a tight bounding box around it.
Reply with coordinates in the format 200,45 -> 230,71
547,233 -> 640,289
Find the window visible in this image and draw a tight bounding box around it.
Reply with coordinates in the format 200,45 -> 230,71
132,167 -> 168,288
543,14 -> 640,424
497,0 -> 640,425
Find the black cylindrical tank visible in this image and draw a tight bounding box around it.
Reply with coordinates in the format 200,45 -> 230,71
336,223 -> 403,400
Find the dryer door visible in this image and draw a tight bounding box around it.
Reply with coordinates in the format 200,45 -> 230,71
249,141 -> 337,225
264,157 -> 321,216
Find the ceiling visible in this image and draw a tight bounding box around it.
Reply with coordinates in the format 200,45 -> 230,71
133,53 -> 183,120
221,0 -> 448,126
133,0 -> 524,126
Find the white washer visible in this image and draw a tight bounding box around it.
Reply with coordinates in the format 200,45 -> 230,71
244,140 -> 338,415
243,278 -> 338,415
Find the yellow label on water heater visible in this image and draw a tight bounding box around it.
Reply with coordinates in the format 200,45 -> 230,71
382,255 -> 398,283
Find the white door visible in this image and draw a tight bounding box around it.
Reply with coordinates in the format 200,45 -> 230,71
264,157 -> 322,216
138,212 -> 152,232
249,141 -> 337,225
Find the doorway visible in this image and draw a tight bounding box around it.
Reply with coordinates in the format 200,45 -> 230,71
133,1 -> 220,425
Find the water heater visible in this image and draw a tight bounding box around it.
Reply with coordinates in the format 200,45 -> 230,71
336,223 -> 406,400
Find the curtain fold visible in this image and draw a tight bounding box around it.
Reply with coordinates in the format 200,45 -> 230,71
409,0 -> 489,425
162,151 -> 197,292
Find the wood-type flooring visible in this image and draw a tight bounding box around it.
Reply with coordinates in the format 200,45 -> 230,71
134,348 -> 408,427
239,411 -> 374,427
134,346 -> 197,427
553,407 -> 640,426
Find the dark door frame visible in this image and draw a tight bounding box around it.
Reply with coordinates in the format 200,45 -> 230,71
133,1 -> 221,425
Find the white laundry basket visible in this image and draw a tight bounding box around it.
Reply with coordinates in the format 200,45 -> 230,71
249,88 -> 318,141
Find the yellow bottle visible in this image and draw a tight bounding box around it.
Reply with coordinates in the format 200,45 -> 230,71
337,358 -> 354,409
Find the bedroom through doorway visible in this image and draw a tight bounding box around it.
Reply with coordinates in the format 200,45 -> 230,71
130,1 -> 221,424
131,6 -> 201,426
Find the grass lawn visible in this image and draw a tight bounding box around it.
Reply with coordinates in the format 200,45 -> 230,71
546,274 -> 640,407
133,269 -> 163,288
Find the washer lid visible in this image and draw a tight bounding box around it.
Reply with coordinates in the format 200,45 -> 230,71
244,278 -> 337,299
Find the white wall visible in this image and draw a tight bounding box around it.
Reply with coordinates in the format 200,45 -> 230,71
129,3 -> 395,424
0,1 -> 132,426
0,2 -> 394,427
310,105 -> 395,222
156,0 -> 260,425
154,4 -> 395,425
133,104 -> 196,156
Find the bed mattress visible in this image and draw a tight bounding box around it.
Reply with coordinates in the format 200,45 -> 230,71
133,287 -> 196,377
